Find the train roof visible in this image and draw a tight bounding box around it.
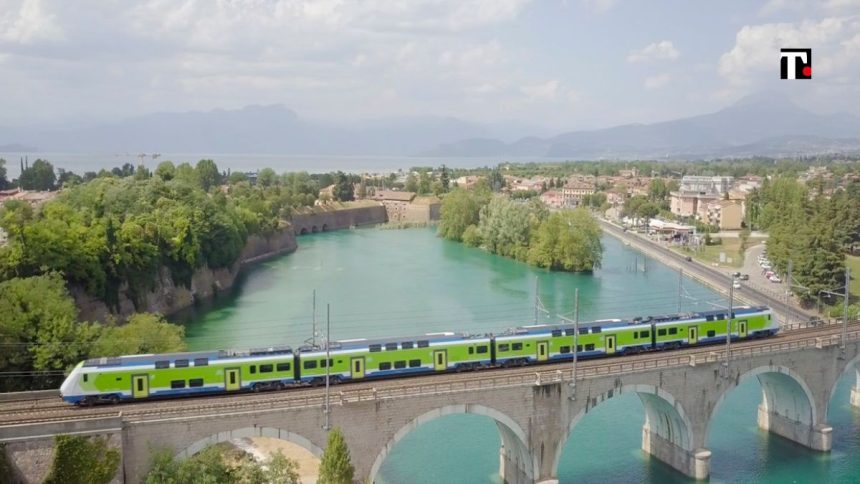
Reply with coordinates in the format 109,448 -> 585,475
82,345 -> 294,368
301,331 -> 491,353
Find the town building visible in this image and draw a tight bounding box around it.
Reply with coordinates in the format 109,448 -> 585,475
561,181 -> 595,207
670,191 -> 720,218
679,175 -> 734,195
370,190 -> 417,222
539,190 -> 564,208
704,200 -> 744,230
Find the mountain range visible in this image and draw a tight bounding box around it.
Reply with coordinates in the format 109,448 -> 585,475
2,93 -> 859,159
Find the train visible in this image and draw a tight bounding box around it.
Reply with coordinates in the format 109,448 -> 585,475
59,305 -> 777,405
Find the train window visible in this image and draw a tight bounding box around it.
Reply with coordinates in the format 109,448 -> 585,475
512,343 -> 523,351
498,344 -> 510,352
170,380 -> 185,389
155,361 -> 169,369
260,364 -> 273,373
576,345 -> 583,352
174,359 -> 189,368
116,377 -> 122,381
585,344 -> 595,351
385,343 -> 398,351
551,329 -> 562,337
476,346 -> 488,354
194,358 -> 208,367
417,340 -> 430,348
379,362 -> 392,370
369,344 -> 382,352
560,346 -> 571,354
394,361 -> 406,369
641,330 -> 650,338
304,361 -> 317,370
633,331 -> 638,339
189,378 -> 204,388
565,328 -> 576,336
320,359 -> 327,368
578,328 -> 588,335
706,315 -> 714,322
276,363 -> 291,372
658,329 -> 667,336
468,347 -> 474,354
669,328 -> 678,335
707,330 -> 716,337
250,365 -> 257,374
592,327 -> 602,334
83,374 -> 88,382
409,359 -> 421,368
401,341 -> 414,349
137,379 -> 144,391
717,314 -> 725,320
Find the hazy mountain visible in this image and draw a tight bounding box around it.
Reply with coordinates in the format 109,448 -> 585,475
0,105 -> 545,156
3,93 -> 859,159
424,93 -> 860,158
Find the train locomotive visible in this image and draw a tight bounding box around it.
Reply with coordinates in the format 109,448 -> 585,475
59,305 -> 776,405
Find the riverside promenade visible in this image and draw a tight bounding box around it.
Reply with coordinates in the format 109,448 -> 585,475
598,218 -> 816,326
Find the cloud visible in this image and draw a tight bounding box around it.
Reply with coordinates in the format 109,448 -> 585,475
627,41 -> 680,62
0,0 -> 63,44
761,0 -> 860,15
522,80 -> 560,100
644,74 -> 671,90
718,16 -> 860,85
580,0 -> 618,14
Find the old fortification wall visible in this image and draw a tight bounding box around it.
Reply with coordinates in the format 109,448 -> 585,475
290,202 -> 388,235
73,230 -> 298,322
72,204 -> 389,322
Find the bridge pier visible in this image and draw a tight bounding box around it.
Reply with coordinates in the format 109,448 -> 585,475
641,425 -> 710,480
757,404 -> 832,451
499,443 -> 532,484
851,385 -> 860,408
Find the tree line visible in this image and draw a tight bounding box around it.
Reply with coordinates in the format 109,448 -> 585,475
438,182 -> 603,272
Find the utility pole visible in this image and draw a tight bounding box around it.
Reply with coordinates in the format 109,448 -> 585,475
573,288 -> 579,397
534,277 -> 539,324
312,290 -> 317,348
724,274 -> 734,370
324,303 -> 331,431
678,268 -> 683,312
843,266 -> 851,351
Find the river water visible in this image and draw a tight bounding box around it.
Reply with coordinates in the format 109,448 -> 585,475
175,227 -> 860,483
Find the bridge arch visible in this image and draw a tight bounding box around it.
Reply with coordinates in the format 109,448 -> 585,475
828,350 -> 860,412
175,426 -> 323,461
705,365 -> 817,444
553,384 -> 694,476
368,404 -> 535,484
299,227 -> 308,235
311,225 -> 319,233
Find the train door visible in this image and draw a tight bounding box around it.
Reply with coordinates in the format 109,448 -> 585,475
537,341 -> 549,362
351,357 -> 365,379
225,368 -> 241,391
739,320 -> 748,338
605,335 -> 616,355
689,327 -> 698,345
132,375 -> 149,399
433,350 -> 447,371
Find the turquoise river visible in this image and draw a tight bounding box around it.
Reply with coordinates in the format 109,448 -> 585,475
176,227 -> 860,483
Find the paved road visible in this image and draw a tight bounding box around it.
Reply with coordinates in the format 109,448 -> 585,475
599,219 -> 816,325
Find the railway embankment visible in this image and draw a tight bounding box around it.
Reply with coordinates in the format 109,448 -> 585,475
73,203 -> 388,322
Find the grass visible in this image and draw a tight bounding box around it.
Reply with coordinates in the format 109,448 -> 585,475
847,255 -> 860,298
672,238 -> 745,268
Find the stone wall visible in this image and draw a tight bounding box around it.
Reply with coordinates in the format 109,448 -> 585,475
73,229 -> 298,322
291,203 -> 387,235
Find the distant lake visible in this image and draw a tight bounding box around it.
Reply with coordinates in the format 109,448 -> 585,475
0,152 -> 576,178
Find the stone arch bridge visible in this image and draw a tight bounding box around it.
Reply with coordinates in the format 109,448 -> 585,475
3,325 -> 860,483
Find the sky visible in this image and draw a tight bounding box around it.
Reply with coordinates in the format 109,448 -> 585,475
2,0 -> 860,132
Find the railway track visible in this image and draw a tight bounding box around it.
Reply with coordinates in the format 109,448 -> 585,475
2,321 -> 855,427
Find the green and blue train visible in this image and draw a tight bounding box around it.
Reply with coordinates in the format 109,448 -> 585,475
60,305 -> 777,405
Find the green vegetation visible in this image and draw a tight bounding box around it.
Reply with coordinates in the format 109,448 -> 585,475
745,177 -> 857,303
318,428 -> 354,484
438,188 -> 603,272
43,435 -> 120,484
849,255 -> 860,299
146,443 -> 300,484
0,273 -> 184,391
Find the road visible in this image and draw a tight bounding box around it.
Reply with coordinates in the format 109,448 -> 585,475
598,219 -> 816,325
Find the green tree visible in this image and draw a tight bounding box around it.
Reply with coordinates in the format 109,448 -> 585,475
228,171 -> 248,184
332,171 -> 354,202
418,171 -> 432,195
527,209 -> 603,271
404,173 -> 418,193
195,159 -> 222,191
155,161 -> 176,181
91,313 -> 186,357
266,451 -> 301,484
0,158 -> 9,189
440,165 -> 450,192
258,168 -> 278,188
43,435 -> 120,484
318,428 -> 354,484
18,159 -> 56,190
437,189 -> 481,241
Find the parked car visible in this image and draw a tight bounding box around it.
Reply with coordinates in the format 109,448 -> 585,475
770,276 -> 781,283
739,274 -> 749,281
732,271 -> 741,278
685,256 -> 692,262
761,263 -> 772,270
733,281 -> 741,289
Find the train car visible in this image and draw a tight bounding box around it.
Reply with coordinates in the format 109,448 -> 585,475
59,346 -> 295,405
